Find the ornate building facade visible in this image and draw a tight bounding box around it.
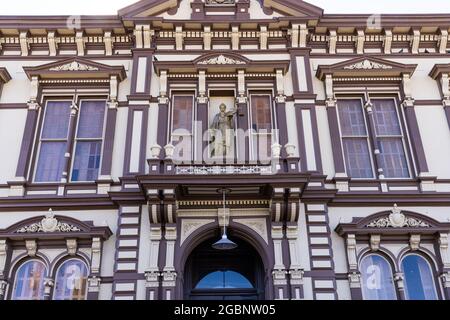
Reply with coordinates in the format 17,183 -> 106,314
0,0 -> 450,300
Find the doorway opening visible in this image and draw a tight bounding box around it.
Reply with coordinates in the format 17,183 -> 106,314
184,236 -> 265,300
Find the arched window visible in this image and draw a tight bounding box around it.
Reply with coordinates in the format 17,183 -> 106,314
360,254 -> 397,300
53,259 -> 89,300
12,260 -> 47,300
401,254 -> 438,300
195,270 -> 254,289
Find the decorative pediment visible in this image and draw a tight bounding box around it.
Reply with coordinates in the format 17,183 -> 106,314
118,0 -> 323,19
15,210 -> 81,234
23,58 -> 127,81
119,0 -> 180,18
316,57 -> 417,80
261,0 -> 323,17
153,52 -> 289,74
429,63 -> 450,80
335,204 -> 450,237
365,205 -> 430,228
0,209 -> 112,240
197,54 -> 246,65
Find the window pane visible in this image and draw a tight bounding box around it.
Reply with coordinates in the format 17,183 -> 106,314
252,134 -> 272,162
342,138 -> 373,178
41,101 -> 71,139
195,270 -> 254,289
54,260 -> 88,300
378,138 -> 409,178
372,99 -> 401,136
35,141 -> 66,182
338,99 -> 367,136
251,96 -> 272,131
172,96 -> 193,132
12,261 -> 46,300
360,255 -> 397,300
77,101 -> 106,139
71,141 -> 102,181
402,255 -> 438,300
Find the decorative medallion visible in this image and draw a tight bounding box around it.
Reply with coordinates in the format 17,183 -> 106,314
197,55 -> 246,65
343,59 -> 393,70
49,61 -> 99,71
365,204 -> 431,228
15,209 -> 82,233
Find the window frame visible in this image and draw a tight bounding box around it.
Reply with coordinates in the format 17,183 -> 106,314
33,98 -> 74,183
400,253 -> 440,301
336,96 -> 376,179
359,253 -> 398,300
248,91 -> 277,162
32,95 -> 108,184
11,259 -> 48,301
368,95 -> 412,179
52,258 -> 89,301
335,92 -> 413,180
169,91 -> 196,162
69,98 -> 108,183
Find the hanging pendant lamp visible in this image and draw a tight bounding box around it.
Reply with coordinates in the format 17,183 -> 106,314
212,188 -> 237,250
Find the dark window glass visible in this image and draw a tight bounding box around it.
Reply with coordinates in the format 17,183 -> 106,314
77,101 -> 106,139
372,99 -> 401,136
195,271 -> 254,289
338,99 -> 373,178
12,261 -> 46,300
378,139 -> 409,178
251,95 -> 272,131
342,139 -> 374,178
71,101 -> 106,182
338,99 -> 367,136
41,101 -> 71,139
402,255 -> 438,300
71,141 -> 102,181
35,101 -> 72,182
172,96 -> 193,132
54,259 -> 88,300
360,255 -> 397,300
372,99 -> 409,178
35,142 -> 66,182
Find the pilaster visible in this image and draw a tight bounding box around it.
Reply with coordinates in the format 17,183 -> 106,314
304,203 -> 337,300
112,205 -> 142,300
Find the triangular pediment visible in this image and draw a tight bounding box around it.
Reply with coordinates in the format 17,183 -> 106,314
261,0 -> 323,17
23,58 -> 127,81
316,57 -> 417,80
119,0 -> 180,18
118,0 -> 323,19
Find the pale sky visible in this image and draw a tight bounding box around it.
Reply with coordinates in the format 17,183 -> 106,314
0,0 -> 449,15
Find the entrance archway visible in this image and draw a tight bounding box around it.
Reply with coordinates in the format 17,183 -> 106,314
183,236 -> 266,300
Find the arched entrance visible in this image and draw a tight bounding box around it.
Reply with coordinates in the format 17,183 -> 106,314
183,236 -> 266,300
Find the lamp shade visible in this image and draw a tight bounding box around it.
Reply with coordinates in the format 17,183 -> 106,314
212,234 -> 237,250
